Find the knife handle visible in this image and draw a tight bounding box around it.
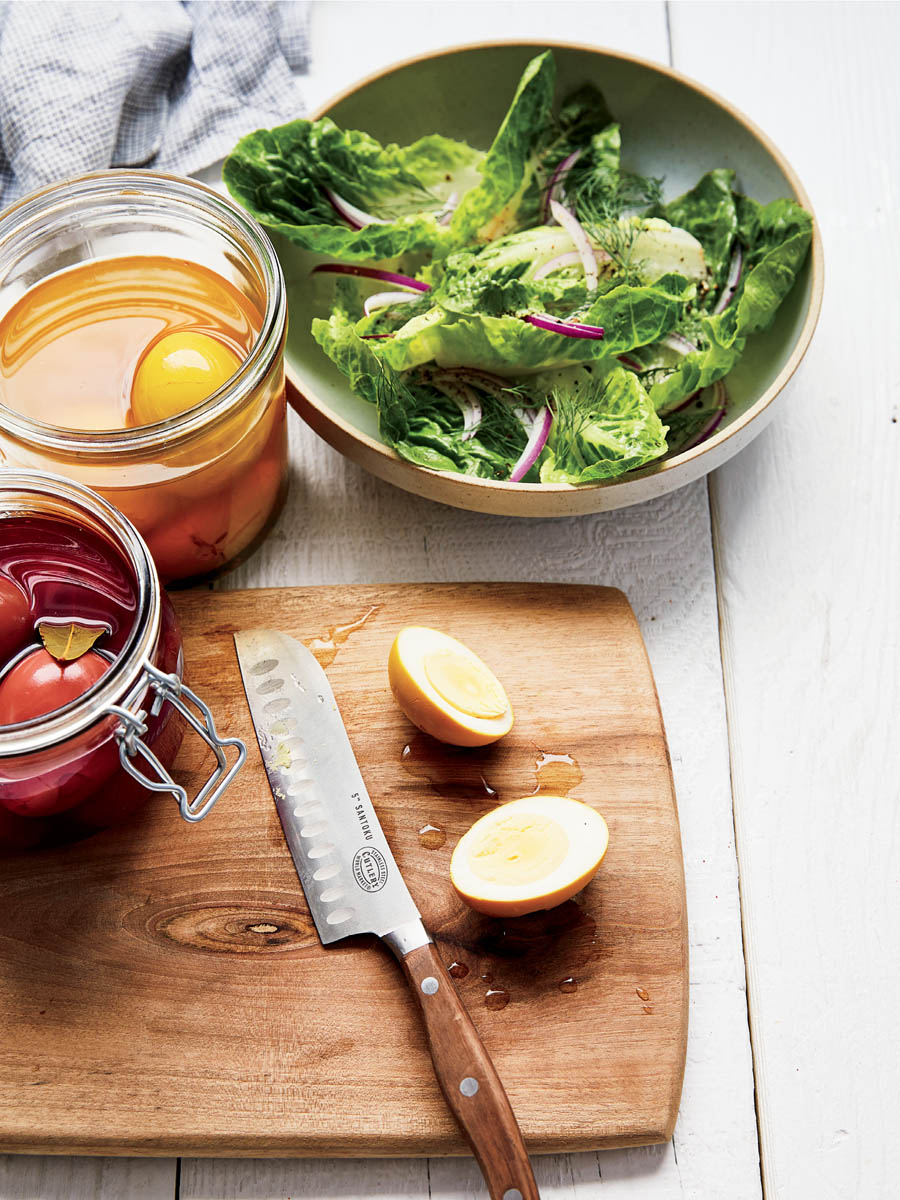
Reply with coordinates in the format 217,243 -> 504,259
395,939 -> 539,1200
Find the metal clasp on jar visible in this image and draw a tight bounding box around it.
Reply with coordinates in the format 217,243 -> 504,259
106,662 -> 245,822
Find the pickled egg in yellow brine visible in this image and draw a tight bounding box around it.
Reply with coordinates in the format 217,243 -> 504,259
450,795 -> 609,917
130,330 -> 241,424
388,626 -> 513,747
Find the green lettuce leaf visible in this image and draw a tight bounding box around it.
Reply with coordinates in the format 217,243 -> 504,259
224,119 -> 483,261
367,272 -> 695,375
448,50 -> 557,245
654,169 -> 738,291
311,312 -> 528,478
537,364 -> 668,483
552,84 -> 615,164
649,196 -> 813,413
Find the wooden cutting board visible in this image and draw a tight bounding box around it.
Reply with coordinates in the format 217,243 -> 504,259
0,583 -> 687,1158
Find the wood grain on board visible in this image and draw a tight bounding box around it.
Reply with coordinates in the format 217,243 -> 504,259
0,584 -> 687,1159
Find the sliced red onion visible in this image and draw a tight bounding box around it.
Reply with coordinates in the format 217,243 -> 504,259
686,409 -> 726,449
436,190 -> 459,226
523,312 -> 604,340
360,333 -> 394,339
512,404 -> 539,428
510,406 -> 553,482
713,245 -> 744,314
618,354 -> 643,371
662,331 -> 698,356
312,264 -> 431,292
533,251 -> 583,281
542,149 -> 582,222
669,388 -> 702,415
549,199 -> 598,291
363,290 -> 420,317
671,381 -> 728,453
323,187 -> 390,229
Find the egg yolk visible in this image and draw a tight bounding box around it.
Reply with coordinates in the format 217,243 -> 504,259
423,649 -> 508,719
130,331 -> 241,425
468,814 -> 570,885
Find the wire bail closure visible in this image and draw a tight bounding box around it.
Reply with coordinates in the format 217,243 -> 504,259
107,662 -> 245,822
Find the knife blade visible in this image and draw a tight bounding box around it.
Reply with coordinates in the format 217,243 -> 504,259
235,629 -> 539,1200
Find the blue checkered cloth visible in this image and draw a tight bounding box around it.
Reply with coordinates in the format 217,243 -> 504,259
0,0 -> 310,206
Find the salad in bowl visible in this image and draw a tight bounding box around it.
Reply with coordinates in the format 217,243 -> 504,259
225,49 -> 813,490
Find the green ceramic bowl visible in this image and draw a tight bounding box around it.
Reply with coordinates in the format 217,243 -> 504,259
280,41 -> 823,517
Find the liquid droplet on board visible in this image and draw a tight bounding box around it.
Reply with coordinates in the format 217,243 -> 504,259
399,732 -> 500,802
484,987 -> 510,1011
481,971 -> 494,984
448,961 -> 469,980
418,823 -> 446,850
306,604 -> 381,668
532,749 -> 583,796
636,987 -> 650,1002
642,1005 -> 653,1015
558,977 -> 578,994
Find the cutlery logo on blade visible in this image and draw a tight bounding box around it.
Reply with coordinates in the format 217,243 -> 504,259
353,846 -> 388,892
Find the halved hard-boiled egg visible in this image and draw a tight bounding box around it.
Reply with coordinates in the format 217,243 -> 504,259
388,626 -> 513,747
450,794 -> 609,917
131,330 -> 241,425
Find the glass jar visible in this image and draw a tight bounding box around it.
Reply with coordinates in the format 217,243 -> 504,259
0,172 -> 288,586
0,470 -> 245,850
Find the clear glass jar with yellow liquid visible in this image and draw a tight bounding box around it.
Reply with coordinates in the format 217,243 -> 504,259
0,172 -> 288,585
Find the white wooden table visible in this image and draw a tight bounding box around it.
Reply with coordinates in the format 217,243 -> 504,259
3,2 -> 897,1197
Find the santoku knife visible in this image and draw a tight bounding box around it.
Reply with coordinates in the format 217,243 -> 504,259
234,629 -> 539,1200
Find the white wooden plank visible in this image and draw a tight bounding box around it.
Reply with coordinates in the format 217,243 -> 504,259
302,0 -> 671,115
670,1 -> 900,1198
181,2 -> 760,1199
0,1156 -> 174,1200
180,1158 -> 428,1199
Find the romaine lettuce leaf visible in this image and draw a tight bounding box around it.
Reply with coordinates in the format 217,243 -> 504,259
654,169 -> 738,291
223,119 -> 483,261
367,272 -> 695,374
448,50 -> 557,245
536,364 -> 668,483
312,311 -> 527,477
649,196 -> 813,413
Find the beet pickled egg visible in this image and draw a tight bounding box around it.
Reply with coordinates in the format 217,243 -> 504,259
0,649 -> 109,725
0,577 -> 31,661
130,330 -> 241,424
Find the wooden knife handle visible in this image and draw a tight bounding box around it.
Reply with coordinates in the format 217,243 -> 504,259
397,940 -> 540,1200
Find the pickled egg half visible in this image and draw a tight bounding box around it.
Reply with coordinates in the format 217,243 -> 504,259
388,626 -> 513,747
450,795 -> 609,917
131,330 -> 241,424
